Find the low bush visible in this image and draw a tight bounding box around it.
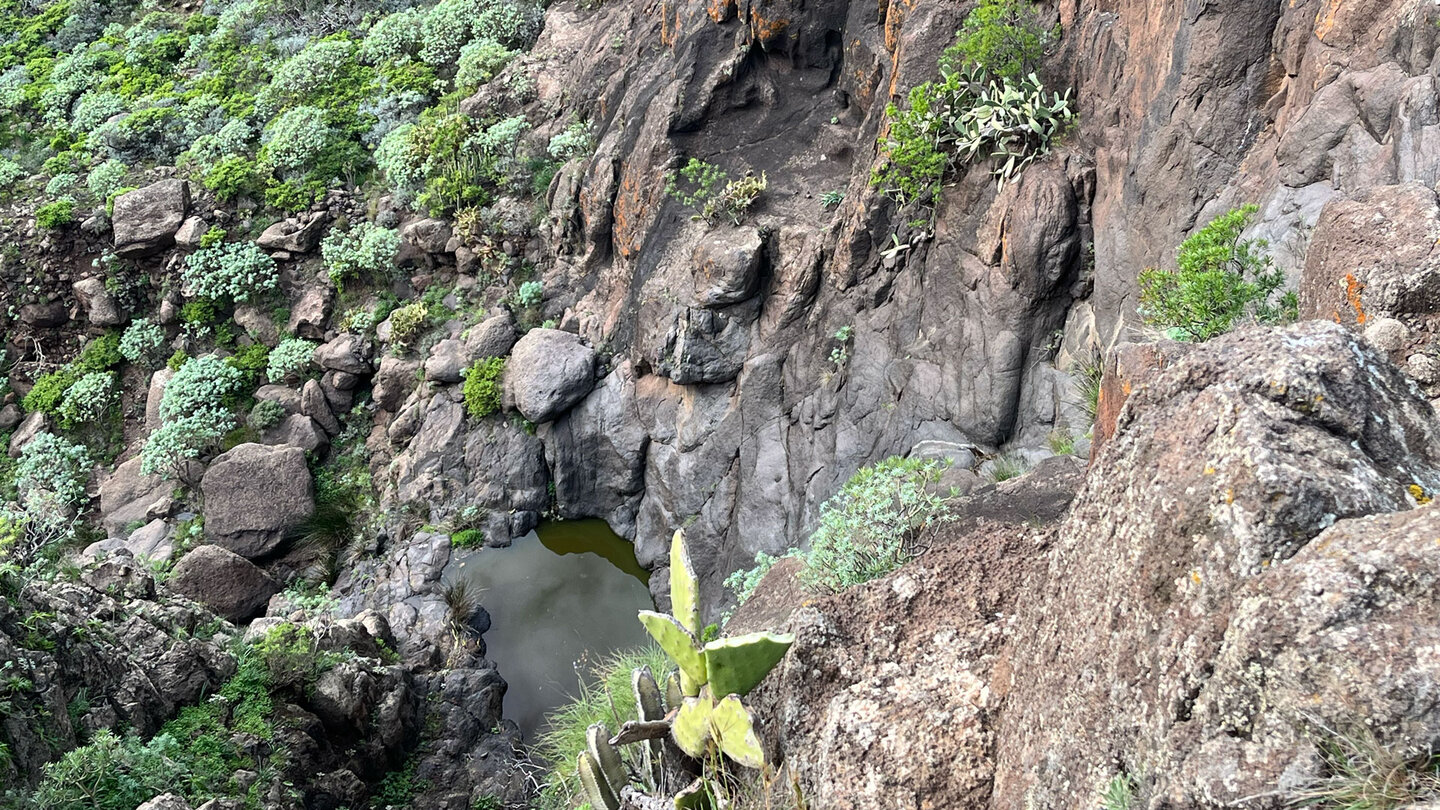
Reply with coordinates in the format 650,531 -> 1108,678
944,0 -> 1056,82
320,221 -> 401,289
387,301 -> 429,349
15,432 -> 92,506
141,355 -> 245,479
247,398 -> 287,431
462,357 -> 505,419
266,337 -> 315,383
1137,204 -> 1296,342
664,158 -> 767,225
36,197 -> 76,228
182,240 -> 278,303
119,318 -> 167,367
55,370 -> 117,429
728,456 -> 955,600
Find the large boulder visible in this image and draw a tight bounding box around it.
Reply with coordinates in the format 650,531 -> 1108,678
6,411 -> 45,458
200,443 -> 314,558
167,544 -> 279,623
314,334 -> 372,376
112,179 -> 190,258
372,357 -> 421,411
504,328 -> 596,423
255,214 -> 326,253
995,322 -> 1440,807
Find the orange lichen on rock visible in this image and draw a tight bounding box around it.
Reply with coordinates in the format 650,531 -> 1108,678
1314,0 -> 1343,41
747,8 -> 790,43
706,0 -> 735,23
612,170 -> 651,260
882,0 -> 913,53
1344,273 -> 1367,325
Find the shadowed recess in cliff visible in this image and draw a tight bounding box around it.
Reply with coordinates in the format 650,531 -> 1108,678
445,520 -> 653,740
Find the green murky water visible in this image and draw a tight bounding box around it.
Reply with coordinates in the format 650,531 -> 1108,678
445,519 -> 653,740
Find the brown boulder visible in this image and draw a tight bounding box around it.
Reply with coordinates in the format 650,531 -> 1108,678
199,443 -> 314,558
112,180 -> 190,258
168,544 -> 279,623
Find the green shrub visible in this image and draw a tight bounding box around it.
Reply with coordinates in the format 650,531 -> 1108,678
56,370 -> 117,429
516,280 -> 543,308
225,342 -> 271,384
462,356 -> 505,419
1137,204 -> 1296,342
0,157 -> 24,188
35,196 -> 75,228
22,367 -> 80,416
141,354 -> 245,479
387,301 -> 429,349
730,457 -> 955,598
202,155 -> 260,202
259,105 -> 332,175
16,432 -> 92,506
182,240 -> 278,303
119,318 -> 166,367
27,729 -> 185,810
873,64 -> 1072,204
943,0 -> 1056,82
85,159 -> 128,200
181,298 -> 221,326
450,528 -> 485,548
664,158 -> 767,225
320,221 -> 401,289
247,398 -> 287,431
455,39 -> 516,90
266,337 -> 315,383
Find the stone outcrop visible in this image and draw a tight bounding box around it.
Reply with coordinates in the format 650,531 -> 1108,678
199,443 -> 315,558
111,179 -> 190,258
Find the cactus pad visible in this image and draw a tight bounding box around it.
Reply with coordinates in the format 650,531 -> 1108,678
671,693 -> 715,759
669,529 -> 702,635
578,750 -> 619,810
639,610 -> 707,692
587,722 -> 627,791
702,631 -> 795,698
712,695 -> 765,769
633,666 -> 665,722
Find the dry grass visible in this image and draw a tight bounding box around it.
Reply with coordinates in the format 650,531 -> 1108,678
1291,726 -> 1440,809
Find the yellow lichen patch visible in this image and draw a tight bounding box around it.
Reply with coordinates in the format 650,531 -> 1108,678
1204,465 -> 1215,475
1190,570 -> 1202,585
1409,484 -> 1432,505
1314,0 -> 1342,41
1225,489 -> 1235,504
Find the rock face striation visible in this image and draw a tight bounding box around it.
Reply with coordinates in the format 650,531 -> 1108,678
739,323 -> 1440,808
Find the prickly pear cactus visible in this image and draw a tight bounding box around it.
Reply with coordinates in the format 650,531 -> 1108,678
588,722 -> 628,791
710,695 -> 764,769
673,778 -> 712,810
702,631 -> 795,698
671,692 -> 715,759
669,529 -> 701,635
638,610 -> 707,695
578,749 -> 619,810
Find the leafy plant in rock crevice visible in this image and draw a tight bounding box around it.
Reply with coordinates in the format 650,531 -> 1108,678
462,356 -> 506,419
1137,204 -> 1298,342
664,158 -> 767,226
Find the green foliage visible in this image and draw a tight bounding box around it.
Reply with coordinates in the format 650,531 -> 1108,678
320,221 -> 401,288
387,301 -> 429,349
27,729 -> 187,810
55,370 -> 116,429
141,354 -> 244,478
15,431 -> 91,505
450,527 -> 485,548
119,318 -> 166,367
820,189 -> 843,209
516,279 -> 543,308
247,398 -> 286,431
182,240 -> 278,303
1073,352 -> 1103,424
546,120 -> 593,161
987,452 -> 1027,482
462,356 -> 505,419
374,757 -> 426,808
456,39 -> 516,91
85,159 -> 127,200
730,457 -> 954,597
35,196 -> 74,227
873,63 -> 1072,204
1137,205 -> 1297,342
265,337 -> 315,383
181,298 -> 221,326
1099,774 -> 1136,810
664,158 -> 767,225
202,155 -> 260,202
943,0 -> 1055,82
